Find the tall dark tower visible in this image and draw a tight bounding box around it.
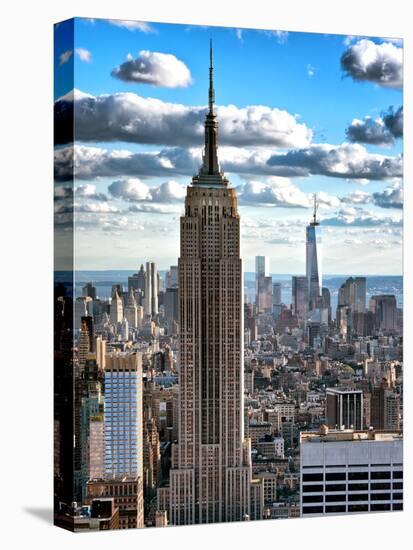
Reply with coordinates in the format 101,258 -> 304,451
160,42 -> 253,525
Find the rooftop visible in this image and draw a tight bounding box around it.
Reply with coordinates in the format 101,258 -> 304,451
300,427 -> 402,443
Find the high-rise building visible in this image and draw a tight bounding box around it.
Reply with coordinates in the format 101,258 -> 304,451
371,378 -> 401,431
75,296 -> 92,330
145,261 -> 158,317
292,276 -> 308,319
124,289 -> 139,328
161,43 -> 255,526
300,428 -> 403,516
255,256 -> 269,279
97,352 -> 144,528
164,287 -> 179,332
272,282 -> 282,306
104,353 -> 143,480
338,277 -> 366,313
257,275 -> 273,313
326,388 -> 363,430
109,288 -> 123,326
370,295 -> 398,334
306,196 -> 322,311
255,256 -> 270,312
82,282 -> 97,300
170,265 -> 179,288
128,265 -> 146,306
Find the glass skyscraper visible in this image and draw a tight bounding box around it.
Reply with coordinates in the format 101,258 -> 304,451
104,353 -> 143,480
306,197 -> 322,311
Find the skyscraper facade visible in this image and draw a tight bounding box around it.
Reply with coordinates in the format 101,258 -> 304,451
292,275 -> 308,319
326,388 -> 363,430
163,43 -> 253,525
306,197 -> 322,311
104,353 -> 143,480
145,261 -> 158,317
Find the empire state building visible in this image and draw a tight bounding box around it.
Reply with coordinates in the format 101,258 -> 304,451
158,43 -> 254,525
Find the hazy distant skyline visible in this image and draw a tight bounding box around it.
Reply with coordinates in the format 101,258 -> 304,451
54,18 -> 403,274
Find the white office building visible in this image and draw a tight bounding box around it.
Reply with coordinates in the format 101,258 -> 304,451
300,427 -> 403,516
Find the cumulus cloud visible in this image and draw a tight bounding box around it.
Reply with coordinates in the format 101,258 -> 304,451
237,177 -> 339,209
340,190 -> 371,205
55,202 -> 120,214
54,145 -> 197,181
382,106 -> 403,138
372,182 -> 403,209
55,141 -> 402,183
107,19 -> 153,32
307,64 -> 315,77
75,183 -> 108,201
267,143 -> 402,180
341,39 -> 403,88
54,90 -> 313,148
323,206 -> 402,227
111,51 -> 192,87
108,178 -> 186,204
346,106 -> 403,146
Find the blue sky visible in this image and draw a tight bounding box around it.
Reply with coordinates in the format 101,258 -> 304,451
54,18 -> 403,274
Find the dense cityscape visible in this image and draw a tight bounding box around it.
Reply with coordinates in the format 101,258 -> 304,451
54,39 -> 403,531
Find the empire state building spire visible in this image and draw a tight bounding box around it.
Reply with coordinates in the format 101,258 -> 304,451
193,40 -> 228,186
208,38 -> 215,115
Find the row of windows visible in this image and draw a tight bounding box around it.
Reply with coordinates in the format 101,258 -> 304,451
303,483 -> 402,493
303,503 -> 403,514
303,493 -> 402,503
303,464 -> 402,469
302,471 -> 402,483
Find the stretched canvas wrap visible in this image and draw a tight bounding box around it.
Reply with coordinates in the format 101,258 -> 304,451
54,17 -> 403,531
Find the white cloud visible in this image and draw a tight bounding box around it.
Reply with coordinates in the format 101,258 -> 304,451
307,64 -> 315,77
323,206 -> 402,227
262,30 -> 289,44
108,178 -> 186,205
111,50 -> 192,87
55,90 -> 313,148
341,190 -> 371,205
107,19 -> 153,32
55,142 -> 402,183
59,49 -> 72,66
267,143 -> 402,180
237,177 -> 339,209
75,48 -> 92,63
341,39 -> 403,88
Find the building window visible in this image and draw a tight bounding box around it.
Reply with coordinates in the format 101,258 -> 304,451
348,504 -> 368,513
303,473 -> 323,482
326,473 -> 346,481
325,505 -> 346,513
302,506 -> 323,514
303,495 -> 323,503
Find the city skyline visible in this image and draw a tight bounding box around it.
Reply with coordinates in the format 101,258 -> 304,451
54,17 -> 403,531
54,18 -> 403,275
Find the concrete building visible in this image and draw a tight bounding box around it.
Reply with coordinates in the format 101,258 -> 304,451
300,428 -> 403,516
109,289 -> 123,326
